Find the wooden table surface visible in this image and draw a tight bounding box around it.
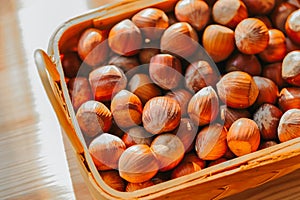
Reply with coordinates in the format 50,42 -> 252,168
0,0 -> 300,199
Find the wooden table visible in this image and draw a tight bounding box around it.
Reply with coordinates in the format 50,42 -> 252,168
0,0 -> 299,199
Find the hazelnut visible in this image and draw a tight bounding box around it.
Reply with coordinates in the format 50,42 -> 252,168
188,86 -> 219,126
128,73 -> 162,105
216,71 -> 259,109
258,29 -> 287,63
235,18 -> 270,54
255,15 -> 273,29
122,126 -> 153,147
99,170 -> 126,191
262,62 -> 287,88
139,48 -> 160,64
253,103 -> 283,140
108,19 -> 142,56
175,0 -> 210,31
166,89 -> 193,116
78,28 -> 109,66
108,55 -> 140,78
182,152 -> 206,169
151,134 -> 185,172
242,0 -> 275,15
227,118 -> 261,157
149,54 -> 182,90
258,141 -> 278,150
271,2 -> 297,33
161,22 -> 199,58
126,181 -> 154,192
118,144 -> 159,183
278,87 -> 300,112
220,105 -> 251,129
151,172 -> 171,184
287,0 -> 300,8
110,90 -> 143,128
89,133 -> 126,170
76,100 -> 112,137
278,108 -> 300,142
286,37 -> 300,53
184,60 -> 220,93
225,52 -> 262,76
89,65 -> 127,102
61,52 -> 82,78
68,77 -> 92,111
285,9 -> 300,45
202,25 -> 235,63
142,96 -> 181,135
132,8 -> 169,40
171,161 -> 201,179
282,50 -> 300,86
195,123 -> 228,160
212,0 -> 248,28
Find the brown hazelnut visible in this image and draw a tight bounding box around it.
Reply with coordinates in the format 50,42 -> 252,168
78,28 -> 109,66
188,86 -> 219,126
262,62 -> 287,88
242,0 -> 275,15
126,181 -> 154,192
108,19 -> 142,56
61,52 -> 82,78
182,152 -> 206,169
225,52 -> 262,76
271,2 -> 297,33
76,100 -> 112,137
235,18 -> 270,54
89,133 -> 126,170
151,134 -> 185,172
258,140 -> 278,150
128,73 -> 162,105
99,170 -> 126,191
278,87 -> 300,112
212,0 -> 248,28
184,60 -> 220,93
110,90 -> 143,128
195,123 -> 228,160
285,9 -> 300,45
108,55 -> 140,78
278,108 -> 300,142
68,77 -> 92,111
132,8 -> 169,40
118,144 -> 159,183
161,22 -> 199,58
287,0 -> 300,8
122,127 -> 153,147
282,50 -> 300,86
142,97 -> 181,135
286,37 -> 300,53
89,65 -> 127,101
227,118 -> 261,156
166,89 -> 193,116
203,25 -> 235,63
216,71 -> 259,109
139,48 -> 160,64
253,103 -> 283,140
173,118 -> 197,152
220,105 -> 251,129
175,0 -> 210,31
255,15 -> 273,29
149,54 -> 182,90
171,161 -> 201,179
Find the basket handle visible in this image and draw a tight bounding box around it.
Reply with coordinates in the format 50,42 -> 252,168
34,49 -> 83,153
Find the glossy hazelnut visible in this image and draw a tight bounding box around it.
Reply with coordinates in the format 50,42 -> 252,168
118,144 -> 159,183
108,19 -> 142,56
99,170 -> 126,191
253,103 -> 283,140
171,161 -> 201,179
185,60 -> 220,93
142,97 -> 181,135
139,48 -> 160,64
76,100 -> 112,137
216,71 -> 259,109
110,90 -> 143,128
203,25 -> 235,63
235,18 -> 269,54
126,181 -> 154,192
195,123 -> 228,160
278,87 -> 300,112
151,134 -> 185,172
68,77 -> 92,111
122,126 -> 153,147
278,108 -> 300,142
258,29 -> 287,63
89,65 -> 127,101
182,152 -> 206,169
285,9 -> 300,45
227,118 -> 261,156
108,55 -> 140,78
225,52 -> 262,76
175,0 -> 210,31
271,2 -> 297,33
161,22 -> 199,58
132,8 -> 169,40
258,141 -> 278,150
282,50 -> 300,86
212,0 -> 248,28
149,54 -> 182,90
262,62 -> 287,88
89,133 -> 126,170
220,105 -> 251,129
287,0 -> 300,8
188,86 -> 219,126
166,89 -> 193,116
286,37 -> 300,53
78,28 -> 109,66
128,74 -> 162,105
255,15 -> 273,29
173,118 -> 198,152
61,52 -> 82,78
242,0 -> 275,15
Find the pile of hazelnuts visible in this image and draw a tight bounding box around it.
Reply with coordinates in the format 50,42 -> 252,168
60,0 -> 300,192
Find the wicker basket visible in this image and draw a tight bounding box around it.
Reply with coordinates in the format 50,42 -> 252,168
34,0 -> 300,199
